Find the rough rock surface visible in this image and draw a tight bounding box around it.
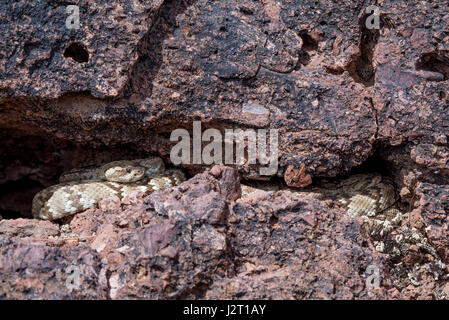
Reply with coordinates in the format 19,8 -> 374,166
2,0 -> 377,184
0,0 -> 164,98
0,235 -> 108,299
0,0 -> 448,300
0,166 -> 397,299
1,0 -> 448,184
207,189 -> 392,299
413,183 -> 449,262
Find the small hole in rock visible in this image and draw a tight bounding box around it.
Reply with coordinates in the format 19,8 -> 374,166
299,31 -> 318,52
346,14 -> 379,87
269,214 -> 279,228
349,149 -> 393,177
0,178 -> 43,219
64,42 -> 89,63
239,6 -> 253,15
416,52 -> 449,80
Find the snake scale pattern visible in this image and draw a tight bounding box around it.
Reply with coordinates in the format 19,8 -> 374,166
32,157 -> 185,221
312,173 -> 399,218
242,173 -> 402,235
32,155 -> 400,225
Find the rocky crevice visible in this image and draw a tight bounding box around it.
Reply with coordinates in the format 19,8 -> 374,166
347,12 -> 380,87
416,51 -> 449,80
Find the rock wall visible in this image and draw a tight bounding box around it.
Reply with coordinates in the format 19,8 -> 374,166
0,0 -> 448,299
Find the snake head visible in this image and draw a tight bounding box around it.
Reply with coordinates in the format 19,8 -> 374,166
104,165 -> 145,183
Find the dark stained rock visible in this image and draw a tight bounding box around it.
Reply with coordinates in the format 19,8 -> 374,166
0,0 -> 164,99
110,166 -> 236,299
0,0 -> 378,185
138,0 -> 377,181
0,0 -> 447,187
372,1 -> 449,191
53,165 -> 236,299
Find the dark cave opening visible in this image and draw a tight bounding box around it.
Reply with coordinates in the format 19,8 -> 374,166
0,129 -> 154,220
0,178 -> 43,219
63,42 -> 89,63
416,52 -> 449,80
349,149 -> 394,177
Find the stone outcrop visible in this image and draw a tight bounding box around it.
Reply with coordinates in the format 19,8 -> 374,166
0,0 -> 448,299
1,0 -> 448,185
0,166 -> 396,299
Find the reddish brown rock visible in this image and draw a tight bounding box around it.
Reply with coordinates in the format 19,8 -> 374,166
0,168 -> 402,299
0,0 -> 164,99
210,190 -> 392,299
412,183 -> 449,262
284,163 -> 312,188
0,0 -> 377,187
0,0 -> 448,301
0,236 -> 108,299
0,218 -> 59,238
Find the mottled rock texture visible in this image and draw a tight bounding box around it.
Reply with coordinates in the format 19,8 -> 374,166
1,166 -> 448,299
0,0 -> 448,300
413,184 -> 449,262
0,235 -> 108,299
0,0 -> 164,98
0,166 -> 394,299
207,189 -> 392,299
1,0 -> 447,184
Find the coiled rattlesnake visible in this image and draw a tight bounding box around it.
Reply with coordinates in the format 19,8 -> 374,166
242,173 -> 403,237
32,157 -> 185,221
33,156 -> 400,228
311,173 -> 404,238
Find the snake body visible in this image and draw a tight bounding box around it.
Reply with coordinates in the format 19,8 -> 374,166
33,157 -> 399,225
32,157 -> 185,221
242,173 -> 402,236
311,173 -> 403,238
